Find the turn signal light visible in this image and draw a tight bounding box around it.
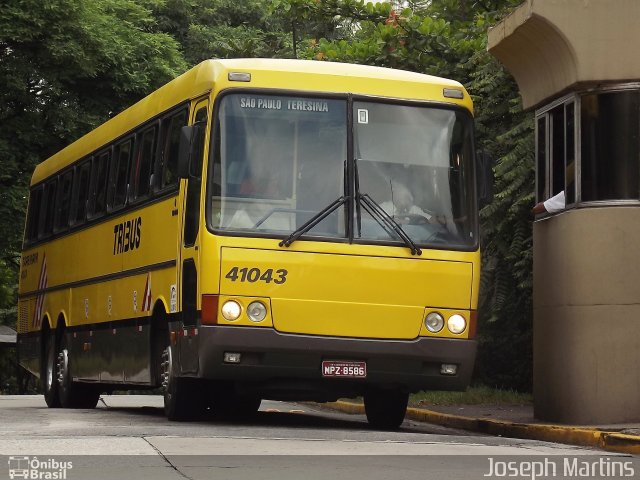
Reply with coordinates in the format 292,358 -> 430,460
201,295 -> 220,325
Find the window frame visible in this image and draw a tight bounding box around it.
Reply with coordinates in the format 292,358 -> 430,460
535,93 -> 579,208
129,123 -> 159,204
154,107 -> 189,194
38,178 -> 58,240
53,168 -> 74,234
69,158 -> 92,227
107,136 -> 134,212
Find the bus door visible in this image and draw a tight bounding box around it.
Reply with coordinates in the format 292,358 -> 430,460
177,96 -> 209,374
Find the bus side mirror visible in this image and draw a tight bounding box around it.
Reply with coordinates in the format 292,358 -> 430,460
477,150 -> 494,208
177,125 -> 203,179
177,125 -> 194,179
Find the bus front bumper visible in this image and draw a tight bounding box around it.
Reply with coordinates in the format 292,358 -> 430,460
192,325 -> 477,395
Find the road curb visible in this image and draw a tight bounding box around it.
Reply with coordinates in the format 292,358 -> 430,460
323,401 -> 640,455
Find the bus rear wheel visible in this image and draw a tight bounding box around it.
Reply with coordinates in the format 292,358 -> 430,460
43,332 -> 60,408
364,388 -> 408,430
57,336 -> 100,409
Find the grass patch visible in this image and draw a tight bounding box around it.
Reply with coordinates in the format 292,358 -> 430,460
409,385 -> 532,407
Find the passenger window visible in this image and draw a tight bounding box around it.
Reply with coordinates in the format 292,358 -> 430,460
130,126 -> 157,202
25,187 -> 43,243
158,109 -> 188,190
70,160 -> 91,226
87,151 -> 110,218
54,170 -> 74,232
109,139 -> 132,210
38,179 -> 58,239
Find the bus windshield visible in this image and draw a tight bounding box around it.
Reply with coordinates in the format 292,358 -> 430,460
209,92 -> 476,249
354,101 -> 476,249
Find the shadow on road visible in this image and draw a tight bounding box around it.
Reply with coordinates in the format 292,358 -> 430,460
101,403 -> 431,434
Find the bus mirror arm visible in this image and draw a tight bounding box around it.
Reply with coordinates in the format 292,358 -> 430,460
477,150 -> 494,208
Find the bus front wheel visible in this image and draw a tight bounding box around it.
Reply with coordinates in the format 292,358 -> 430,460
364,388 -> 408,430
161,345 -> 204,420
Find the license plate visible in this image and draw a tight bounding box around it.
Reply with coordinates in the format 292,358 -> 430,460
321,360 -> 367,378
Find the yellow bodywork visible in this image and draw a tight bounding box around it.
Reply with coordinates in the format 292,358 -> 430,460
19,59 -> 478,344
212,242 -> 477,340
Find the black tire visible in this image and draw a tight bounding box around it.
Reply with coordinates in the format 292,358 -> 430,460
162,344 -> 205,421
364,388 -> 408,430
57,335 -> 100,409
43,332 -> 60,408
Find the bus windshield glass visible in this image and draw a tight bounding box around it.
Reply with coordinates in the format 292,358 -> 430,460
210,93 -> 347,239
354,101 -> 476,249
209,93 -> 476,249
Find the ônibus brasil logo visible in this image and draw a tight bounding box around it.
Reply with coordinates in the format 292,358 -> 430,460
8,456 -> 73,479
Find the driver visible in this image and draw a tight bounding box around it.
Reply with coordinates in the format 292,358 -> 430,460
380,181 -> 433,225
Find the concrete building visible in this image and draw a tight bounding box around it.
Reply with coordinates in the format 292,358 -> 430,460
489,0 -> 640,424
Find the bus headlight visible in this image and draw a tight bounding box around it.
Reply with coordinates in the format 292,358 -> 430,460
447,314 -> 466,334
247,301 -> 267,322
425,312 -> 444,333
221,300 -> 242,321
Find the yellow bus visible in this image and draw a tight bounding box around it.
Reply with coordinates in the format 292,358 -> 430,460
17,59 -> 491,429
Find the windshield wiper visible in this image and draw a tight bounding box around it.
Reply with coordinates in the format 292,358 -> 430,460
354,158 -> 422,256
279,196 -> 349,248
358,193 -> 422,256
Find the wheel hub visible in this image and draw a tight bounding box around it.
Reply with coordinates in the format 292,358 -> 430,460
56,349 -> 69,385
160,347 -> 172,391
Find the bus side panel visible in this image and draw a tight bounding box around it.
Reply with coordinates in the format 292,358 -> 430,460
70,266 -> 176,384
16,332 -> 41,379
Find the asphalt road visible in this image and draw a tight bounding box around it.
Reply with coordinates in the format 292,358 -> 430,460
0,395 -> 636,480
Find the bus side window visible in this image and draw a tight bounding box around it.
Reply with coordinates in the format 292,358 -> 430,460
38,179 -> 57,239
157,109 -> 188,191
109,139 -> 133,210
130,126 -> 157,202
87,151 -> 110,219
25,186 -> 43,243
69,159 -> 91,226
53,169 -> 74,232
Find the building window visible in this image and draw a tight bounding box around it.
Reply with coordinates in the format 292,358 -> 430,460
535,97 -> 577,207
581,91 -> 640,201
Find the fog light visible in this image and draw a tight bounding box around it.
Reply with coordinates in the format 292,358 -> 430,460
224,352 -> 241,364
221,300 -> 241,321
447,314 -> 466,334
425,312 -> 444,333
441,364 -> 457,375
247,301 -> 267,322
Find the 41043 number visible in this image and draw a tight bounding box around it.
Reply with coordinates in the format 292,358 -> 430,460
225,267 -> 288,284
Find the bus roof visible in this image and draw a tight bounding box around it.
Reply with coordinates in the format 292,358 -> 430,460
31,59 -> 472,185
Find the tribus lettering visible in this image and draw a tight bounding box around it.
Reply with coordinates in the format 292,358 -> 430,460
113,217 -> 142,255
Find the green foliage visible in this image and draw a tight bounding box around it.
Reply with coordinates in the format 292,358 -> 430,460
0,0 -> 186,347
153,0 -> 292,61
